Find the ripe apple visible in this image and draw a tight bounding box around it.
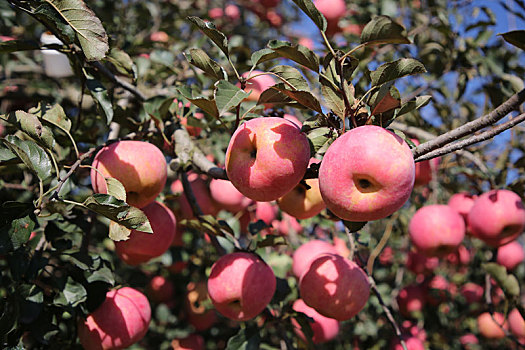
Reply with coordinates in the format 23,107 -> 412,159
409,205 -> 465,257
477,312 -> 507,339
390,335 -> 425,350
292,299 -> 340,344
397,285 -> 426,318
225,5 -> 241,20
411,139 -> 440,186
460,282 -> 484,303
319,125 -> 415,221
185,281 -> 217,331
508,308 -> 525,339
207,252 -> 276,321
150,31 -> 168,42
274,213 -> 303,236
459,333 -> 479,348
426,275 -> 455,305
91,140 -> 167,208
333,236 -> 350,258
468,189 -> 525,247
209,178 -> 252,214
292,239 -> 338,279
448,192 -> 477,223
446,244 -> 471,265
278,159 -> 325,219
115,201 -> 176,265
283,113 -> 302,127
239,70 -> 276,102
77,287 -> 151,350
496,240 -> 524,270
314,0 -> 346,35
406,251 -> 439,275
171,334 -> 205,350
170,173 -> 218,219
225,117 -> 310,202
255,201 -> 278,225
146,276 -> 174,303
299,253 -> 370,321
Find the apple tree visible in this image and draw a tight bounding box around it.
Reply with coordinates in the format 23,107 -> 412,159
1,0 -> 525,349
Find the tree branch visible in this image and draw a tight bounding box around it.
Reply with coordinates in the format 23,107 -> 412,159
90,61 -> 147,102
414,88 -> 525,158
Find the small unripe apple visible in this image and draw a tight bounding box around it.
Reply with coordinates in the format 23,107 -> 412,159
409,205 -> 465,257
171,334 -> 205,350
292,299 -> 340,344
77,287 -> 151,350
208,252 -> 276,321
468,189 -> 525,247
397,285 -> 426,318
292,240 -> 338,279
225,117 -> 310,202
115,201 -> 176,265
91,141 -> 167,208
477,312 -> 507,339
319,125 -> 415,222
508,308 -> 525,339
299,253 -> 370,321
496,240 -> 524,270
146,276 -> 174,303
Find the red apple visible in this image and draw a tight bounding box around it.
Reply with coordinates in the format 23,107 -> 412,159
171,334 -> 205,350
179,112 -> 204,137
496,240 -> 524,270
283,113 -> 302,127
319,125 -> 415,221
397,285 -> 426,318
225,117 -> 310,202
409,205 -> 465,257
115,201 -> 176,265
390,335 -> 425,350
91,141 -> 167,208
448,192 -> 477,223
150,31 -> 168,42
146,276 -> 174,303
185,281 -> 217,331
225,5 -> 241,20
209,178 -> 252,213
427,275 -> 455,305
274,213 -> 303,236
208,7 -> 224,19
406,251 -> 439,275
299,253 -> 370,321
459,334 -> 479,348
292,299 -> 340,344
207,252 -> 276,321
255,201 -> 278,225
460,283 -> 484,304
477,312 -> 507,339
468,189 -> 525,247
78,287 -> 151,350
238,70 -> 276,102
292,240 -> 338,279
508,308 -> 525,339
411,139 -> 440,186
170,173 -> 218,219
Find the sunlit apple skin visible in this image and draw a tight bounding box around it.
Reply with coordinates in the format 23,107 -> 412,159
255,201 -> 278,225
209,178 -> 252,213
225,117 -> 310,202
314,0 -> 346,35
477,312 -> 507,339
278,159 -> 325,219
239,70 -> 275,102
299,253 -> 370,321
448,192 -> 477,223
77,287 -> 151,350
319,125 -> 415,222
468,189 -> 525,247
171,334 -> 205,350
91,141 -> 167,208
508,308 -> 525,339
409,205 -> 465,257
292,240 -> 338,279
496,240 -> 524,270
292,299 -> 340,344
208,252 -> 276,321
115,201 -> 176,265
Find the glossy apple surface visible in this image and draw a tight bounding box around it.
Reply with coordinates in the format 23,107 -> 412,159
208,252 -> 276,321
468,189 -> 525,247
115,201 -> 176,265
319,125 -> 415,221
78,287 -> 151,350
209,178 -> 252,213
292,239 -> 338,279
91,141 -> 167,208
496,240 -> 524,270
225,117 -> 310,202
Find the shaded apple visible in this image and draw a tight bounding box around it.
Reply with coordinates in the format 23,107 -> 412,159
209,178 -> 252,214
292,239 -> 338,279
171,334 -> 205,350
146,276 -> 174,303
292,299 -> 340,344
397,285 -> 426,318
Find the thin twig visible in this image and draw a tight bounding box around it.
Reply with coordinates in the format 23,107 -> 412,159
90,61 -> 147,101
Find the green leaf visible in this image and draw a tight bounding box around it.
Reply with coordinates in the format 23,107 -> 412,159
369,84 -> 401,115
177,86 -> 219,119
360,16 -> 411,45
320,75 -> 345,119
85,71 -> 114,124
483,262 -> 520,298
290,0 -> 327,32
30,103 -> 72,132
105,48 -> 137,78
1,135 -> 52,180
83,194 -> 152,233
187,16 -> 229,57
370,58 -> 426,87
105,177 -> 126,201
257,88 -> 292,106
150,50 -> 175,67
54,277 -> 87,307
185,48 -> 227,81
267,40 -> 319,72
226,327 -> 261,350
251,48 -> 280,66
499,30 -> 525,51
255,234 -> 287,249
273,85 -> 323,113
0,202 -> 36,253
34,0 -> 109,61
396,95 -> 432,117
108,221 -> 132,241
306,126 -> 336,155
269,65 -> 309,91
214,80 -> 250,116
0,39 -> 40,53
